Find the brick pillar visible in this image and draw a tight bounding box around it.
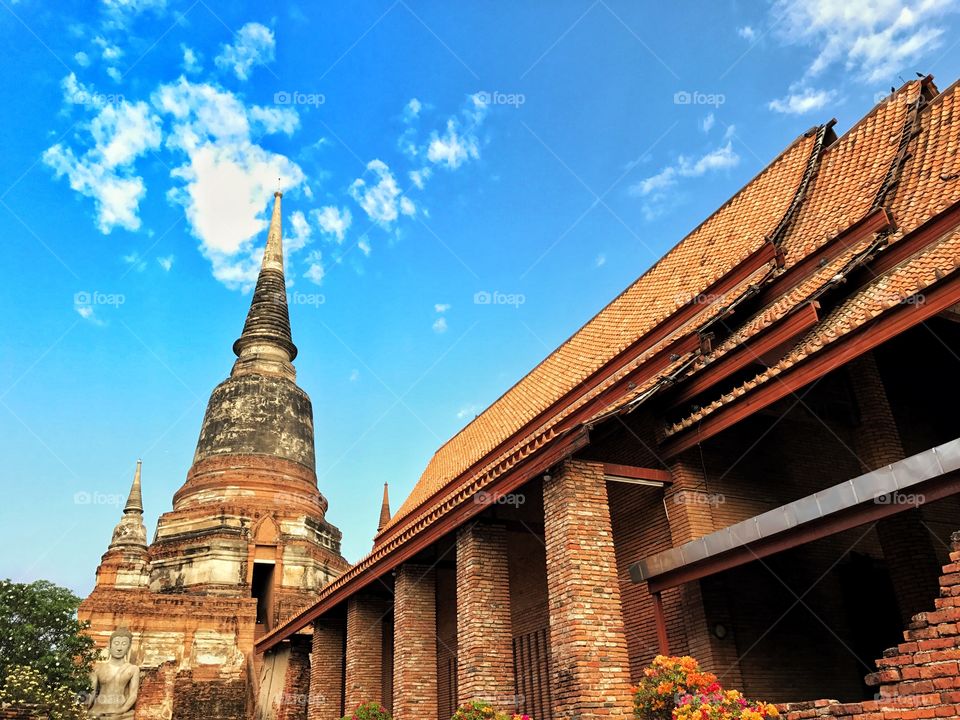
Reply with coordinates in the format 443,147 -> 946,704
849,352 -> 939,624
345,595 -> 386,711
277,636 -> 312,720
456,520 -> 516,708
393,563 -> 439,720
308,618 -> 344,720
543,460 -> 633,719
662,454 -> 743,688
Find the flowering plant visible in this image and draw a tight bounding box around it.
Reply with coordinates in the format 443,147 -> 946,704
341,701 -> 392,720
633,656 -> 777,720
0,665 -> 89,720
451,700 -> 530,720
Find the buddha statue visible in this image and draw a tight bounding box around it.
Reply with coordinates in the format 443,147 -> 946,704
87,627 -> 139,719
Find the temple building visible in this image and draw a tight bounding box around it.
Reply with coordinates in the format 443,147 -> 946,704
80,192 -> 350,720
83,75 -> 960,720
253,76 -> 960,720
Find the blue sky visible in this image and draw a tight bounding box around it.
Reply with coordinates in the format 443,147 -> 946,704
2,0 -> 959,595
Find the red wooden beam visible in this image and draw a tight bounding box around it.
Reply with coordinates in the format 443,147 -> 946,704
670,302 -> 820,407
661,271 -> 960,458
602,463 -> 672,484
752,207 -> 892,309
652,591 -> 670,655
868,197 -> 960,277
256,427 -> 590,653
648,470 -> 960,593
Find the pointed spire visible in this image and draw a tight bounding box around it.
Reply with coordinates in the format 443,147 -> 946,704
377,482 -> 391,532
108,461 -> 147,551
231,192 -> 298,377
124,459 -> 143,514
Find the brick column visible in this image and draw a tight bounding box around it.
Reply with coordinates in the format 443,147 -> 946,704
308,618 -> 344,720
345,595 -> 386,711
543,460 -> 633,719
849,352 -> 939,624
277,636 -> 312,720
456,521 -> 516,708
393,563 -> 439,719
663,454 -> 743,688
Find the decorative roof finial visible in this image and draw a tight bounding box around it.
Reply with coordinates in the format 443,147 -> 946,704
377,482 -> 391,533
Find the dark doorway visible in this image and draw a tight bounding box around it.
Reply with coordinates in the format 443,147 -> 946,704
252,562 -> 276,629
838,552 -> 901,698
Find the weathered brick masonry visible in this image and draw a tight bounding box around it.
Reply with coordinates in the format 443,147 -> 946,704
781,532 -> 960,720
345,595 -> 387,710
543,460 -> 633,719
308,619 -> 345,720
393,564 -> 439,720
455,521 -> 516,707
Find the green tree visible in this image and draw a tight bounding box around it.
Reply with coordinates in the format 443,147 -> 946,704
0,579 -> 97,697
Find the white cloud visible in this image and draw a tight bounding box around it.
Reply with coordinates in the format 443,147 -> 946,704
427,117 -> 481,169
404,98 -> 422,121
432,316 -> 448,333
737,25 -> 756,41
285,210 -> 312,254
304,249 -> 324,285
456,404 -> 478,419
701,112 -> 715,133
94,36 -> 124,62
434,303 -> 450,313
772,0 -> 955,84
629,141 -> 740,220
101,0 -> 166,28
348,368 -> 360,382
44,96 -> 162,233
123,251 -> 147,271
154,77 -> 305,287
357,237 -> 371,257
595,254 -> 606,268
768,86 -> 837,114
106,67 -> 122,83
215,22 -> 275,81
312,205 -> 352,242
74,51 -> 91,67
409,167 -> 431,189
181,44 -> 201,74
157,254 -> 174,271
349,159 -> 413,227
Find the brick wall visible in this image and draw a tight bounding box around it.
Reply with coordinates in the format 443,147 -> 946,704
275,637 -> 311,720
543,459 -> 633,719
393,563 -> 439,720
455,521 -> 516,708
344,595 -> 386,711
308,618 -> 344,720
781,531 -> 960,720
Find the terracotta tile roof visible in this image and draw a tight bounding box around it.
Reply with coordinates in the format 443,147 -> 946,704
665,226 -> 960,435
382,128 -> 820,536
652,79 -> 960,409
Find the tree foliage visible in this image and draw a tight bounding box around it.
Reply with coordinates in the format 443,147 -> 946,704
0,579 -> 96,694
